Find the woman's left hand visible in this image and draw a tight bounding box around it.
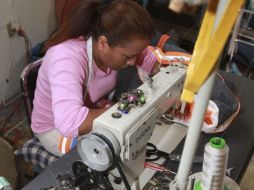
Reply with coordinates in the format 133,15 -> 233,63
151,61 -> 161,76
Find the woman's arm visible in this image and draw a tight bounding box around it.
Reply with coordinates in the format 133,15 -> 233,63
47,39 -> 116,137
78,107 -> 109,135
78,92 -> 116,135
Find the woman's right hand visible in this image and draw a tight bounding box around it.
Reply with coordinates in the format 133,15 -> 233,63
96,99 -> 115,108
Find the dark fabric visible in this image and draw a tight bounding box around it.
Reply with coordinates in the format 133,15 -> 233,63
27,67 -> 39,112
248,14 -> 254,29
233,43 -> 254,69
211,75 -> 239,125
30,42 -> 44,62
150,31 -> 189,53
113,66 -> 142,101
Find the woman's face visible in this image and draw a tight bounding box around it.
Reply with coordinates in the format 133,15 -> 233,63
97,36 -> 150,71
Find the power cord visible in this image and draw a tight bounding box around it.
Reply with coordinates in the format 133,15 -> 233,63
12,26 -> 32,65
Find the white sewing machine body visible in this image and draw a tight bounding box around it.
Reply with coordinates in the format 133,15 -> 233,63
94,64 -> 185,159
78,64 -> 186,189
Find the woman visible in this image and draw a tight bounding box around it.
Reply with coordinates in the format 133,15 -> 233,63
32,0 -> 158,156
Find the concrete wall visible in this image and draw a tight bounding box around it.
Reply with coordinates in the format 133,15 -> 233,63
0,0 -> 56,105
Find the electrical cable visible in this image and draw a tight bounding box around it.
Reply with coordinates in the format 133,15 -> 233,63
16,27 -> 32,65
2,35 -> 16,105
2,26 -> 31,105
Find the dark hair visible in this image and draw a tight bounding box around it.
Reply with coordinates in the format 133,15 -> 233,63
43,0 -> 155,52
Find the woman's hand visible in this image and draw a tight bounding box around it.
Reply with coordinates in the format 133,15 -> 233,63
151,61 -> 161,76
96,99 -> 115,108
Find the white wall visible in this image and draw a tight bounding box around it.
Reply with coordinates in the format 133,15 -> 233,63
0,0 -> 56,105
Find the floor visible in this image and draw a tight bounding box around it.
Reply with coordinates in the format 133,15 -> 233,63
0,95 -> 34,189
240,155 -> 254,190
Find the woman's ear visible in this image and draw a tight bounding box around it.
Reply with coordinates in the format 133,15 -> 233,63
98,35 -> 109,50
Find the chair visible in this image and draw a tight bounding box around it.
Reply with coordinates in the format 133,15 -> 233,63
227,9 -> 254,78
16,58 -> 58,169
20,58 -> 42,136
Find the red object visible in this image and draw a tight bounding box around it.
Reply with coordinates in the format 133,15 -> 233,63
157,34 -> 170,50
144,162 -> 170,173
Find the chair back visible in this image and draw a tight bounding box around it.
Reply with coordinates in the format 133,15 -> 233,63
19,58 -> 59,164
20,58 -> 42,127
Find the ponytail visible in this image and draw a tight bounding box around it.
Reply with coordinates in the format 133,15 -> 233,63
43,0 -> 155,52
43,0 -> 103,52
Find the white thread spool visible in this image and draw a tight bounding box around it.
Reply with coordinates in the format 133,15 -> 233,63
200,137 -> 229,190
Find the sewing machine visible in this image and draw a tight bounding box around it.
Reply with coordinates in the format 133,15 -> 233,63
77,63 -> 187,189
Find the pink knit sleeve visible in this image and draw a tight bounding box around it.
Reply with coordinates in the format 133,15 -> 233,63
47,47 -> 89,137
136,47 -> 157,73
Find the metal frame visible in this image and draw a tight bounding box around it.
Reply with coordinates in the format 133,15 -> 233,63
20,58 -> 42,136
229,9 -> 254,61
